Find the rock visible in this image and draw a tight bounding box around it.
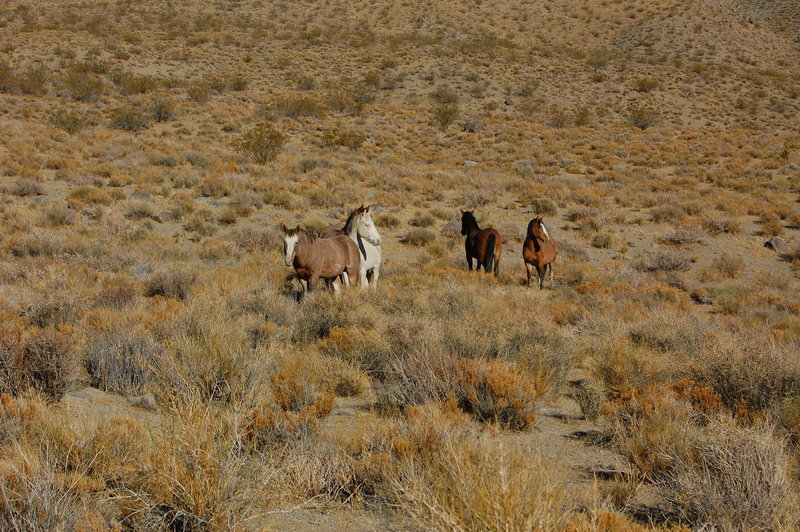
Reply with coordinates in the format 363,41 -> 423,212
31,196 -> 50,207
375,119 -> 388,125
155,211 -> 174,223
131,189 -> 152,201
462,119 -> 482,133
588,464 -> 630,480
464,160 -> 478,168
764,236 -> 789,253
369,203 -> 387,213
538,407 -> 567,418
125,393 -> 156,410
782,164 -> 799,173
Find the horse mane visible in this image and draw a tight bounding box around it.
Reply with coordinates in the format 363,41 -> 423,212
527,219 -> 541,252
342,208 -> 360,234
462,211 -> 479,229
301,229 -> 317,243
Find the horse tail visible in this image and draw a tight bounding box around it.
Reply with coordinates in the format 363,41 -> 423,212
484,233 -> 496,273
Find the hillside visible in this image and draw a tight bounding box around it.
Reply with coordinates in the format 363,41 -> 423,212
0,0 -> 799,529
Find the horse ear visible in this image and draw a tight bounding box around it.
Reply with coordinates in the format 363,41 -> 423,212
295,225 -> 301,232
281,224 -> 288,233
364,205 -> 370,212
459,209 -> 464,215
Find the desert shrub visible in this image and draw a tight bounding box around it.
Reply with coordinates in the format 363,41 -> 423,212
711,252 -> 743,278
548,105 -> 569,128
527,199 -> 557,217
14,65 -> 48,96
85,330 -> 160,395
591,233 -> 614,249
758,211 -> 784,237
109,103 -> 150,131
321,127 -> 366,150
401,228 -> 435,247
627,105 -> 660,130
233,122 -> 287,163
125,201 -> 154,220
325,81 -> 375,115
270,96 -> 325,118
23,293 -> 81,328
408,213 -> 435,228
389,404 -> 571,531
662,421 -> 798,531
636,251 -> 692,272
0,328 -> 78,400
187,81 -> 212,103
62,68 -> 104,101
144,270 -> 196,300
150,95 -> 175,122
42,204 -> 77,226
432,101 -> 459,131
110,69 -> 159,95
634,77 -> 660,92
94,283 -> 138,310
49,109 -> 90,133
291,293 -> 365,345
453,358 -> 540,430
11,178 -> 44,196
686,341 -> 800,414
67,186 -> 111,206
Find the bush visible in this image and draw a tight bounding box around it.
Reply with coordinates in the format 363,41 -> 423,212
321,127 -> 366,150
663,421 -> 798,530
628,105 -> 660,130
635,77 -> 660,93
110,103 -> 150,131
85,330 -> 160,395
150,95 -> 175,122
144,270 -> 196,300
62,69 -> 104,101
401,228 -> 435,247
0,327 -> 78,400
233,122 -> 287,163
453,358 -> 539,430
49,109 -> 90,133
270,96 -> 325,118
636,251 -> 692,272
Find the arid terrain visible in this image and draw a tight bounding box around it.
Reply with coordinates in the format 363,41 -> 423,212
0,0 -> 799,530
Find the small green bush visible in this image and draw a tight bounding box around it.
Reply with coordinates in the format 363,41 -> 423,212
233,122 -> 287,163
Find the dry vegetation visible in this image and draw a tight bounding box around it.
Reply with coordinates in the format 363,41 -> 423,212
0,0 -> 799,529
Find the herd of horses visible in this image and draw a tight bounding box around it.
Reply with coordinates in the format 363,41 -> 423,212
281,206 -> 558,294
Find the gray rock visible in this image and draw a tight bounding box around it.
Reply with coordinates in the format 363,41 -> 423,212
782,164 -> 799,173
369,203 -> 387,213
464,160 -> 478,168
538,407 -> 567,418
125,393 -> 156,410
764,236 -> 789,253
131,189 -> 152,201
462,119 -> 482,133
31,197 -> 50,207
376,119 -> 388,125
155,211 -> 174,223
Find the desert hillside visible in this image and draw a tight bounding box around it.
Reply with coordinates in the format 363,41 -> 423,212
0,0 -> 799,530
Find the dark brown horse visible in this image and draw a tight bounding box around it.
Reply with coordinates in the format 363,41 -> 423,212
282,225 -> 361,294
460,210 -> 502,276
523,217 -> 557,289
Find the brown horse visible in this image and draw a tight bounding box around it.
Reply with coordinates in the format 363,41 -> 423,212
282,225 -> 361,294
523,217 -> 557,289
460,210 -> 502,276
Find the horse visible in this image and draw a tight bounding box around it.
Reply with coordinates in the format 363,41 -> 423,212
320,205 -> 382,288
282,224 -> 361,295
460,209 -> 502,277
523,217 -> 557,289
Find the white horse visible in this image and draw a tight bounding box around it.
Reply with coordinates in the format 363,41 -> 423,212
320,205 -> 382,288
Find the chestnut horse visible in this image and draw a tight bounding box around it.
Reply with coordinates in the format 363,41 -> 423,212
523,217 -> 557,289
320,205 -> 382,288
460,210 -> 502,276
282,225 -> 361,294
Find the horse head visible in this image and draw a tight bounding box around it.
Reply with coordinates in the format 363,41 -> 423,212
355,205 -> 382,246
460,209 -> 478,235
528,217 -> 550,243
282,224 -> 302,266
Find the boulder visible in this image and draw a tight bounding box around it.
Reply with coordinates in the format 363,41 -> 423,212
764,236 -> 789,253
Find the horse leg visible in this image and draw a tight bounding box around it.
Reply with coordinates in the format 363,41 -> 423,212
359,265 -> 369,289
467,254 -> 474,271
536,265 -> 544,289
332,277 -> 342,294
549,263 -> 554,288
370,263 -> 380,289
307,276 -> 318,293
525,262 -> 533,287
494,255 -> 500,277
341,271 -> 350,287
